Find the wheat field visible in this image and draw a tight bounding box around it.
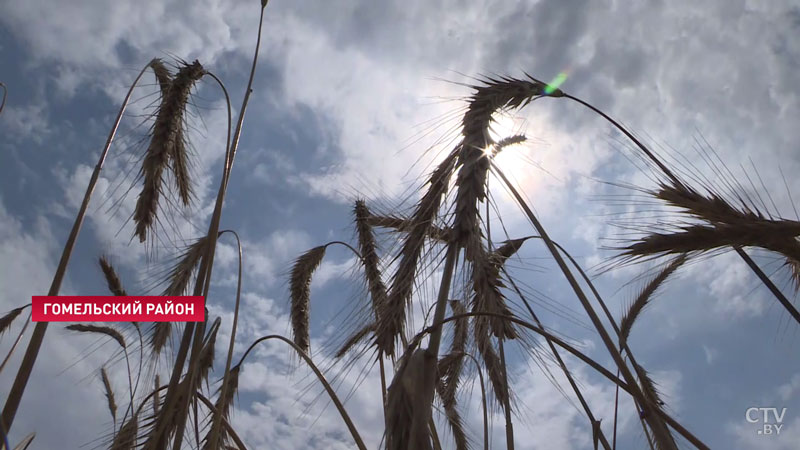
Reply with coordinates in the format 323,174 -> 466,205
0,1 -> 799,449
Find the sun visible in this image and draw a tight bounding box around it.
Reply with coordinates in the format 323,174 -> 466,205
485,112 -> 538,197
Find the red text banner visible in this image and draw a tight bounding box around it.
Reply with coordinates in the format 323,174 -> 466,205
31,296 -> 205,322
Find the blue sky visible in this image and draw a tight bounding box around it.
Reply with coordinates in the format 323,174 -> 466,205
1,0 -> 799,449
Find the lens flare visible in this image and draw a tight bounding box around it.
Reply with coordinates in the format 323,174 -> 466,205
545,72 -> 568,95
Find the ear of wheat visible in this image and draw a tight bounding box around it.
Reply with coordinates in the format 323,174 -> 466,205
133,60 -> 204,243
100,367 -> 117,428
289,245 -> 327,353
99,256 -> 127,296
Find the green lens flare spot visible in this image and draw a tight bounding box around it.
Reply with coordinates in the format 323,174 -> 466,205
544,72 -> 568,95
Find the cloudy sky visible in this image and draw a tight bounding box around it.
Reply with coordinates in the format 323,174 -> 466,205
1,0 -> 799,448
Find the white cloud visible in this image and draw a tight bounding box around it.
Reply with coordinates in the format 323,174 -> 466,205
0,197 -> 114,448
0,101 -> 51,143
244,229 -> 312,287
728,416 -> 800,449
0,0 -> 246,69
2,0 -> 799,449
702,344 -> 717,365
313,256 -> 358,289
0,197 -> 57,303
778,374 -> 800,403
707,252 -> 769,318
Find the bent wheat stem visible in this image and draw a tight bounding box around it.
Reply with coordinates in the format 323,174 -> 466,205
0,312 -> 31,373
153,3 -> 267,447
492,165 -> 679,450
414,312 -> 709,450
237,335 -> 367,450
564,92 -> 800,325
1,61 -> 152,434
196,393 -> 248,450
0,82 -> 6,116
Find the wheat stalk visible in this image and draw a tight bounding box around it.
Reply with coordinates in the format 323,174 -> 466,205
99,256 -> 128,296
65,324 -> 126,349
620,255 -> 687,344
202,365 -> 240,449
289,245 -> 327,353
0,311 -> 31,374
153,375 -> 161,416
235,335 -> 366,450
498,238 -> 615,449
0,81 -> 7,116
335,323 -> 376,358
100,367 -> 118,429
786,257 -> 800,293
621,222 -> 800,260
437,301 -> 468,405
633,363 -> 677,448
473,319 -> 508,408
110,415 -> 138,450
405,77 -> 551,449
436,300 -> 469,450
354,200 -> 388,318
567,88 -> 798,331
412,311 -> 709,449
155,235 -> 210,340
379,150 -> 459,356
0,306 -> 28,337
150,322 -> 172,357
619,182 -> 800,262
470,247 -> 517,340
386,347 -> 435,450
365,213 -> 451,241
205,230 -> 245,450
0,62 -> 157,433
452,76 -> 549,249
149,58 -> 173,97
198,318 -> 220,388
133,60 -> 204,242
149,5 -> 269,447
492,165 -> 681,449
194,393 -> 247,450
151,235 -> 210,356
215,365 -> 240,422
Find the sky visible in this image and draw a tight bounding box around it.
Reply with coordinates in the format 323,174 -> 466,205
1,0 -> 800,449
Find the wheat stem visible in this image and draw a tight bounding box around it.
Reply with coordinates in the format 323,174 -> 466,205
414,312 -> 709,450
566,92 -> 799,326
147,66 -> 232,450
492,165 -> 679,450
546,239 -> 663,448
237,335 -> 366,450
393,244 -> 458,450
0,305 -> 29,338
195,393 -> 247,450
736,247 -> 800,324
461,352 -> 489,450
99,256 -> 127,297
205,230 -> 243,450
497,338 -> 514,450
166,8 -> 268,447
1,62 -> 152,434
500,242 -> 614,450
0,82 -> 6,116
620,255 -> 687,344
133,60 -> 205,242
101,367 -> 117,430
380,150 -> 458,356
0,312 -> 31,374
